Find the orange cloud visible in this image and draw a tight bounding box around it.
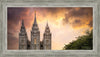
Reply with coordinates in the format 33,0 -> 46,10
63,7 -> 93,29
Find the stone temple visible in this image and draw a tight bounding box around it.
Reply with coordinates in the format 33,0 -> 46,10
19,11 -> 52,50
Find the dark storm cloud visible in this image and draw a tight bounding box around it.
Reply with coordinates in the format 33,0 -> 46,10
8,7 -> 24,31
72,19 -> 81,25
7,7 -> 37,49
69,8 -> 92,17
7,32 -> 18,49
63,7 -> 93,28
7,7 -> 29,49
88,20 -> 93,27
7,7 -> 28,24
7,7 -> 33,32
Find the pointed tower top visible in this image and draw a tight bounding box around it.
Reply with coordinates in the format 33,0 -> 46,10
34,10 -> 37,24
46,20 -> 48,27
20,19 -> 26,32
44,21 -> 50,33
32,10 -> 39,31
22,19 -> 24,26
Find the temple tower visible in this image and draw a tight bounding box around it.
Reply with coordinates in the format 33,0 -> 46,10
43,22 -> 51,50
31,11 -> 40,50
19,20 -> 28,50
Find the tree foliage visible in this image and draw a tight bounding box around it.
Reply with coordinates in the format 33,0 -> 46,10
63,30 -> 93,50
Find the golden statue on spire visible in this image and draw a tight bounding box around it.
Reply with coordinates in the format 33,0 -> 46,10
35,10 -> 36,14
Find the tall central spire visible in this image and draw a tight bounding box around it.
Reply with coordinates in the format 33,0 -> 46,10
32,10 -> 39,30
34,10 -> 37,24
31,10 -> 40,50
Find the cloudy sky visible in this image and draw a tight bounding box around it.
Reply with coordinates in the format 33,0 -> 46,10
7,7 -> 93,50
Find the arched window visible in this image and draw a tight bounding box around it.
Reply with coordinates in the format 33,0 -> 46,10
34,38 -> 36,44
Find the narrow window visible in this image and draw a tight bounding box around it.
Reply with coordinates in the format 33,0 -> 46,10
34,38 -> 36,44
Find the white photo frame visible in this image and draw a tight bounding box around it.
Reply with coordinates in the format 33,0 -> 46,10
0,0 -> 99,57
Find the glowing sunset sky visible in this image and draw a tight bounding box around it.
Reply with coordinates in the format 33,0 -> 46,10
7,7 -> 93,50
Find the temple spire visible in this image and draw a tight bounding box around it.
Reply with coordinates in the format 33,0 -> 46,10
22,19 -> 24,26
46,20 -> 48,27
45,21 -> 50,33
19,19 -> 28,50
34,10 -> 37,24
20,19 -> 26,32
32,10 -> 39,31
